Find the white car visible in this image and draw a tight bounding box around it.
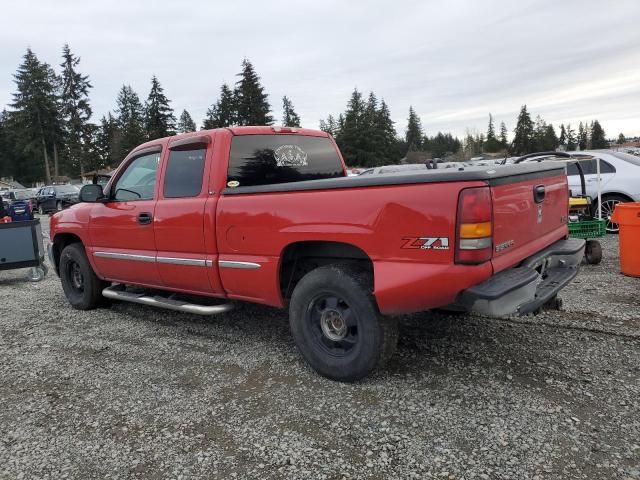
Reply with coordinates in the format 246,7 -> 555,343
517,150 -> 640,233
566,151 -> 640,232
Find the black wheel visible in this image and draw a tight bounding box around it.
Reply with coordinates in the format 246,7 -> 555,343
38,204 -> 45,215
289,264 -> 398,382
59,243 -> 106,310
599,195 -> 628,233
585,240 -> 602,265
56,201 -> 63,212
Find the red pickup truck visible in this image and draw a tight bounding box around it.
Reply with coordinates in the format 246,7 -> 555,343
49,126 -> 584,381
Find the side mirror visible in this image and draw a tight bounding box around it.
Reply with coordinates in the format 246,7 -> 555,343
79,184 -> 106,203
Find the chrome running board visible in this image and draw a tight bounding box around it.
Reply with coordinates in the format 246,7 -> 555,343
102,284 -> 234,316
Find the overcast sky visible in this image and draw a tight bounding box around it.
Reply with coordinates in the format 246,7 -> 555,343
1,0 -> 639,139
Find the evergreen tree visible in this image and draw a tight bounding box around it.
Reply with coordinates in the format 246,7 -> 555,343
203,83 -> 236,129
144,75 -> 175,139
114,85 -> 145,158
176,109 -> 196,133
577,121 -> 588,150
376,99 -> 400,162
543,124 -> 559,151
558,124 -> 567,146
10,48 -> 60,184
405,106 -> 423,151
566,124 -> 577,151
59,44 -> 92,176
96,113 -> 119,167
499,121 -> 508,148
485,113 -> 502,152
511,105 -> 534,155
361,92 -> 384,165
234,59 -> 273,126
486,113 -> 496,140
590,120 -> 607,149
426,132 -> 462,158
0,110 -> 12,177
335,89 -> 367,166
281,96 -> 301,127
617,133 -> 626,144
319,114 -> 339,137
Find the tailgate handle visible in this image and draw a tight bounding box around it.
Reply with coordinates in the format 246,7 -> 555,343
534,185 -> 545,203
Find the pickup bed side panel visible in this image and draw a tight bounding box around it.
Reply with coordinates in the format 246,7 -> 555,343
216,181 -> 490,312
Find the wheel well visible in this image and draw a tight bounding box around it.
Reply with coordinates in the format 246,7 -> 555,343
279,241 -> 373,301
600,192 -> 634,202
52,233 -> 82,274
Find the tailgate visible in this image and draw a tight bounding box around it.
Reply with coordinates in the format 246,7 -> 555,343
491,168 -> 569,273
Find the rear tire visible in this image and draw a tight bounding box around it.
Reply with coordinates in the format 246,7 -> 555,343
56,201 -> 63,212
59,243 -> 106,310
289,264 -> 398,382
585,240 -> 602,265
599,195 -> 628,234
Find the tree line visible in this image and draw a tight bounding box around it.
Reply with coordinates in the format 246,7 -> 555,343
0,48 -> 301,184
0,46 -> 621,185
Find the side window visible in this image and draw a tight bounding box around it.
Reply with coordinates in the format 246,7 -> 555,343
566,163 -> 579,176
227,135 -> 344,187
113,152 -> 161,201
48,187 -> 55,195
163,148 -> 206,198
599,160 -> 615,174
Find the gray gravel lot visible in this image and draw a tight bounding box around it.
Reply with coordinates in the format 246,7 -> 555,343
0,215 -> 638,479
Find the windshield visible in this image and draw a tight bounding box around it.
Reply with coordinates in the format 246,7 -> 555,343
13,190 -> 31,200
56,185 -> 80,194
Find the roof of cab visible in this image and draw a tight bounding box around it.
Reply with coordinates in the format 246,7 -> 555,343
226,126 -> 328,137
127,126 -> 329,159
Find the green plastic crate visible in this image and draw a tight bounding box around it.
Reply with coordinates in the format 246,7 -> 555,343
568,219 -> 606,239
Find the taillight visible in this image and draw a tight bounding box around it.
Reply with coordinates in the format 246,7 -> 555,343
455,187 -> 493,264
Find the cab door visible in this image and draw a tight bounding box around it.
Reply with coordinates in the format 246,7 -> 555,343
153,134 -> 223,295
87,146 -> 163,287
567,158 -> 615,198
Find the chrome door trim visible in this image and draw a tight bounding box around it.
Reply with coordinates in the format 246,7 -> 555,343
93,251 -> 155,263
156,256 -> 207,267
218,260 -> 261,269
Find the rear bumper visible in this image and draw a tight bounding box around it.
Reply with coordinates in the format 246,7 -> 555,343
455,238 -> 585,317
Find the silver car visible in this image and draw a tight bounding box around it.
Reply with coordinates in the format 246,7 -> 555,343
566,151 -> 640,232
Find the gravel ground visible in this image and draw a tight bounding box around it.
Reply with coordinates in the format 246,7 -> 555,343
0,215 -> 638,479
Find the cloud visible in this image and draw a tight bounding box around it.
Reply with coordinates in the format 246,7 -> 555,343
1,0 -> 639,138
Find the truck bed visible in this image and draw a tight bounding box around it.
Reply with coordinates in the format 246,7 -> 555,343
223,163 -> 565,195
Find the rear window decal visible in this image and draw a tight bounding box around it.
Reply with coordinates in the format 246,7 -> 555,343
275,145 -> 308,167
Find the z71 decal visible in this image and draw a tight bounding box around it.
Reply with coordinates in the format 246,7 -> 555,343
402,237 -> 450,250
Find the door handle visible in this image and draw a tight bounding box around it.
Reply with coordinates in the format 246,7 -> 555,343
533,185 -> 545,203
137,212 -> 153,225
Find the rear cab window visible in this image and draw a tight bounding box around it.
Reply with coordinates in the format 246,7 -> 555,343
227,135 -> 344,187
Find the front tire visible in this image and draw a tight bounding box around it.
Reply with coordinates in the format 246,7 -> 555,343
289,264 -> 398,382
59,243 -> 105,310
38,204 -> 45,215
56,201 -> 63,212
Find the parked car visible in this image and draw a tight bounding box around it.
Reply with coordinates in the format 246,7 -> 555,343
0,190 -> 34,221
359,164 -> 429,175
35,184 -> 80,214
518,150 -> 640,232
49,126 -> 583,382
